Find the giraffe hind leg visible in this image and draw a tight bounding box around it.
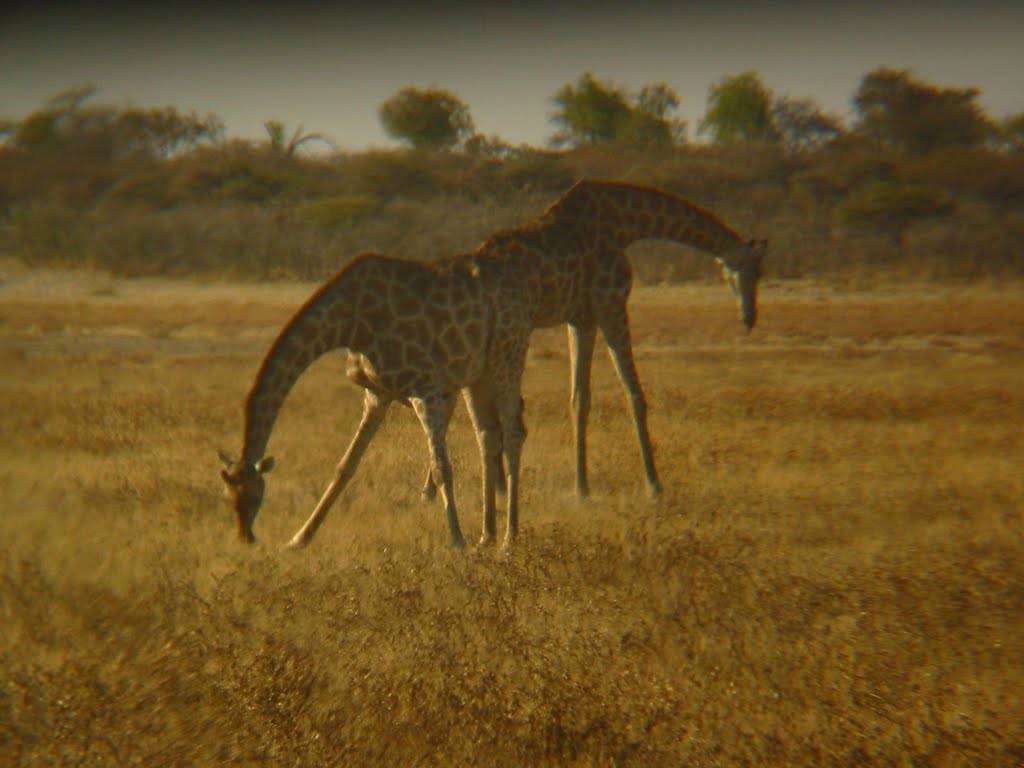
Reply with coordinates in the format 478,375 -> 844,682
494,341 -> 529,551
568,323 -> 597,498
421,393 -> 505,502
498,385 -> 527,551
412,394 -> 465,549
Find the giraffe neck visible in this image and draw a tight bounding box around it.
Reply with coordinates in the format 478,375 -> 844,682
240,277 -> 356,464
546,180 -> 744,255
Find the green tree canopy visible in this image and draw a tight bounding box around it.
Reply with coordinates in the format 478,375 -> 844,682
621,83 -> 684,146
772,96 -> 844,153
378,87 -> 474,150
0,84 -> 223,159
549,74 -> 682,147
550,73 -> 632,146
699,71 -> 777,143
852,68 -> 995,157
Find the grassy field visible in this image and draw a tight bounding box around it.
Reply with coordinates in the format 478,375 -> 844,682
1,262 -> 1022,766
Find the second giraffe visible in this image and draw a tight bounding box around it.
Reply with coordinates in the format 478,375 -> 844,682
421,180 -> 766,500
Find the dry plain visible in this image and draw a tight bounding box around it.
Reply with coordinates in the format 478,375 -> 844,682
1,262 -> 1022,766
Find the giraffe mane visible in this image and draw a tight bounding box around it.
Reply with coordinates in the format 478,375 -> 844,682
547,179 -> 746,244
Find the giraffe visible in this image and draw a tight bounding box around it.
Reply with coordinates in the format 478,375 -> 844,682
218,252 -> 530,550
420,179 -> 766,501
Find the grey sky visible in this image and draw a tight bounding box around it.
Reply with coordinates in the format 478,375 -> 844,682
3,1 -> 1022,150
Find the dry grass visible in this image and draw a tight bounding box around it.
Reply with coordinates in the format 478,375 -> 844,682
1,267 -> 1022,766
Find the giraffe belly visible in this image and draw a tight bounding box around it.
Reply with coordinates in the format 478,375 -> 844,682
346,348 -> 483,400
345,353 -> 386,392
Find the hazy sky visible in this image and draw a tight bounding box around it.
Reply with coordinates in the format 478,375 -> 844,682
3,1 -> 1023,150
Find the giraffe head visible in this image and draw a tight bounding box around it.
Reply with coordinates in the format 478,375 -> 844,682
718,238 -> 767,333
218,450 -> 275,543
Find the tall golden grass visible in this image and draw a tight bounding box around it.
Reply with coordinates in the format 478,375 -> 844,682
1,270 -> 1022,765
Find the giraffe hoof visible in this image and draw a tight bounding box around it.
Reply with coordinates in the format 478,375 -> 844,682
284,535 -> 311,550
478,534 -> 496,548
450,535 -> 466,550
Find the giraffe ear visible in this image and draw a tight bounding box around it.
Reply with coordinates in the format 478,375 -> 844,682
256,456 -> 275,474
218,449 -> 235,468
220,468 -> 234,484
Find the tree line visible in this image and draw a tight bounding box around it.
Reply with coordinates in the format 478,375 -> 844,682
379,68 -> 1024,156
0,69 -> 1021,282
3,68 -> 1021,159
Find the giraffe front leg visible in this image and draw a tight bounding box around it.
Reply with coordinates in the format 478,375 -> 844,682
568,323 -> 597,499
287,390 -> 391,549
420,465 -> 437,502
412,395 -> 465,549
602,312 -> 661,498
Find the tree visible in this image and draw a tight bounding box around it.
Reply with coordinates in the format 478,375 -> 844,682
1,84 -> 98,151
113,106 -> 224,158
1,84 -> 223,159
549,74 -> 683,147
550,73 -> 632,146
772,96 -> 844,153
621,83 -> 685,146
999,112 -> 1024,152
835,181 -> 954,249
378,87 -> 474,150
699,71 -> 777,143
852,68 -> 995,157
264,120 -> 335,156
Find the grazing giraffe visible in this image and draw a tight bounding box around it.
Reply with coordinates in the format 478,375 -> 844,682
219,253 -> 530,550
421,179 -> 766,500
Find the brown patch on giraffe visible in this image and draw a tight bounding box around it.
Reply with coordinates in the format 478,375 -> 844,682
393,293 -> 422,317
440,325 -> 466,357
463,319 -> 485,351
394,318 -> 424,342
357,287 -> 385,313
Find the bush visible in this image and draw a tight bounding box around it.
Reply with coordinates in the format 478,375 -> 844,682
293,195 -> 382,228
336,150 -> 447,200
835,181 -> 954,248
7,202 -> 85,267
1,112 -> 1022,281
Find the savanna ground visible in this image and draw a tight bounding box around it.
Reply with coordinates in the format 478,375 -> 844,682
1,260 -> 1022,766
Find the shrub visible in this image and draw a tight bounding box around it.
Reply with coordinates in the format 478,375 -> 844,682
835,181 -> 954,248
7,202 -> 85,267
293,195 -> 383,229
